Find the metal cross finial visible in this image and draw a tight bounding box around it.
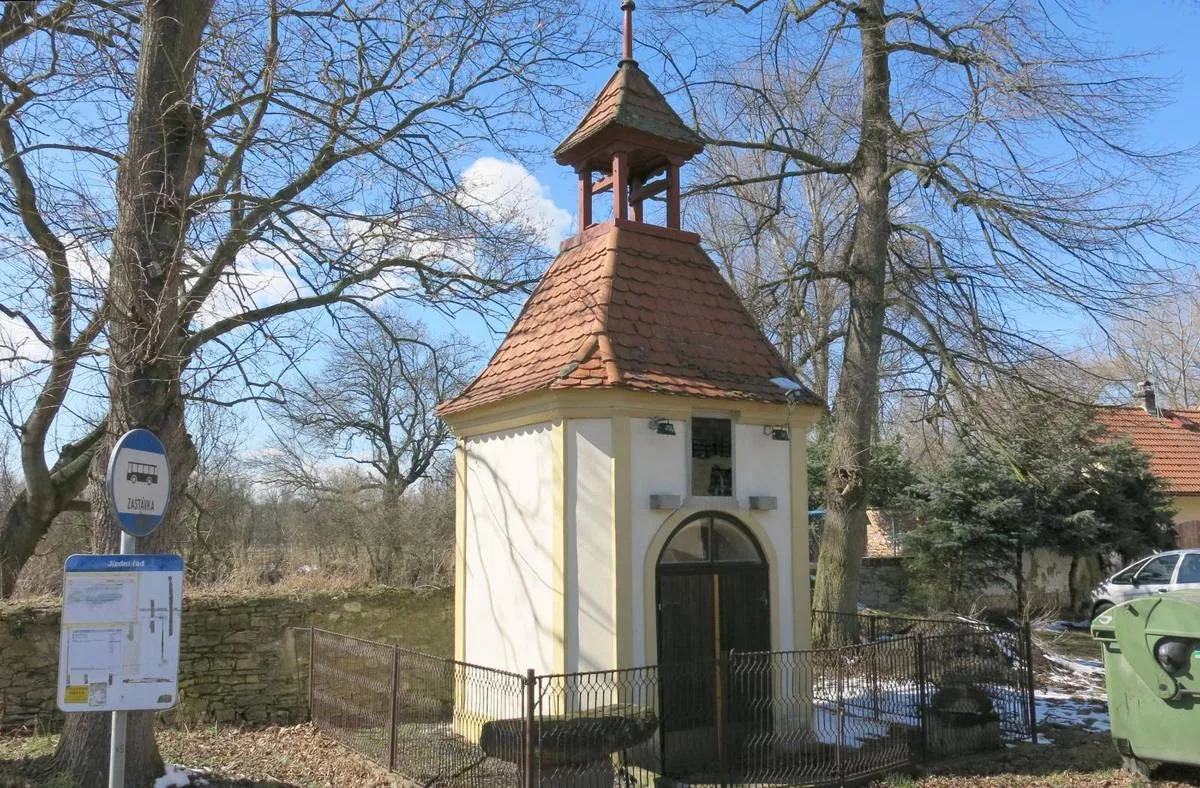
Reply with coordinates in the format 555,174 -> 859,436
621,0 -> 636,65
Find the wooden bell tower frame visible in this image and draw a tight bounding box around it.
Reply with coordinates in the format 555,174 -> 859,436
559,0 -> 698,235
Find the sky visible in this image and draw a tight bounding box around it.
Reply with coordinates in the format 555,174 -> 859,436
4,0 -> 1200,468
1011,1 -> 1200,341
432,0 -> 1200,351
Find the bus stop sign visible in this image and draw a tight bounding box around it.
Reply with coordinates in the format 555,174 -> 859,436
106,429 -> 171,537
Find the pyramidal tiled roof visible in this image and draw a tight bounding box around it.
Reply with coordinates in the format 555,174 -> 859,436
438,221 -> 821,416
1096,405 -> 1200,495
553,63 -> 703,162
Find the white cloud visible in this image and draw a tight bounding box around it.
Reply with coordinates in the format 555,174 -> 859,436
460,157 -> 573,249
0,313 -> 48,368
191,252 -> 302,329
190,160 -> 572,323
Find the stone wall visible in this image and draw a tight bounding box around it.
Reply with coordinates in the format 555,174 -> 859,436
860,551 -> 1113,614
859,556 -> 908,609
0,586 -> 452,731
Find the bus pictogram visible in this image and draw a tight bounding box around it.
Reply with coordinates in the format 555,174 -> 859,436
126,461 -> 159,484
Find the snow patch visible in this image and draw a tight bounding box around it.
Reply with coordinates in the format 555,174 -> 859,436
1035,689 -> 1110,734
154,764 -> 210,788
811,705 -> 894,747
1044,651 -> 1104,675
1040,620 -> 1091,633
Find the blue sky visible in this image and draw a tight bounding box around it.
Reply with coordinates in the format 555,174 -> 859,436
5,1 -> 1200,465
1015,1 -> 1200,341
431,0 -> 1200,355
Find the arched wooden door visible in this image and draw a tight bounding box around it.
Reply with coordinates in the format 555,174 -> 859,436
655,512 -> 770,775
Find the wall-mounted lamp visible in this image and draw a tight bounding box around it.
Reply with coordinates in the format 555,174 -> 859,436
763,425 -> 790,441
649,417 -> 676,436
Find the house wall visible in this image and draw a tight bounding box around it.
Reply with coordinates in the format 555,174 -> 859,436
733,422 -> 795,653
455,401 -> 815,680
566,418 -> 615,673
627,416 -> 801,665
629,418 -> 687,666
973,548 -> 1078,612
1174,495 -> 1200,522
463,422 -> 560,675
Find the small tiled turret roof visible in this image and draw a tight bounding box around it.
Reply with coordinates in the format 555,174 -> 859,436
437,221 -> 821,416
553,63 -> 703,165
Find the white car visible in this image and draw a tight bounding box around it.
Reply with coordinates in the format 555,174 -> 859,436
1089,548 -> 1200,619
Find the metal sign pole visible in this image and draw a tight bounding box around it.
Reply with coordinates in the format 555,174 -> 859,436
108,530 -> 135,788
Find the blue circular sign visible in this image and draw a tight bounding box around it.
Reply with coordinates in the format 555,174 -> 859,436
106,428 -> 171,537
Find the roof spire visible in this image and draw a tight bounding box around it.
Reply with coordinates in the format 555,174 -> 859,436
620,0 -> 636,66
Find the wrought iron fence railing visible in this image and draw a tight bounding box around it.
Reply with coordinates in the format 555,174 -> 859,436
300,612 -> 1036,787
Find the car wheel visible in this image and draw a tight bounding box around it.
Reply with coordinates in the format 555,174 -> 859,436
1091,601 -> 1114,619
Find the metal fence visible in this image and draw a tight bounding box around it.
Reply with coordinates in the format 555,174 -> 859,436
305,613 -> 1036,787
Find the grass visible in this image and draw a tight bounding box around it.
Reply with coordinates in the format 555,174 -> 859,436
869,726 -> 1200,787
0,733 -> 55,761
1039,628 -> 1103,664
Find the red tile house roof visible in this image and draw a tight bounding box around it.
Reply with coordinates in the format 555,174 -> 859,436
437,220 -> 821,416
1095,405 -> 1200,495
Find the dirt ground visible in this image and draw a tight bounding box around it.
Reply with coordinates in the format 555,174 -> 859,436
0,724 -> 400,787
2,722 -> 1200,787
875,726 -> 1200,787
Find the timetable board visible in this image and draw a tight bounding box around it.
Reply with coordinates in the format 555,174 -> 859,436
57,554 -> 183,712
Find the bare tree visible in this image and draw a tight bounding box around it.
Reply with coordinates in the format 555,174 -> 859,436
49,1 -> 214,781
255,311 -> 473,583
670,0 -> 1198,638
174,402 -> 259,581
690,145 -> 854,406
1095,282 -> 1200,408
0,0 -> 593,599
0,0 -> 594,781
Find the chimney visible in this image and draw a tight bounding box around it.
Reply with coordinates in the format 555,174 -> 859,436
1139,379 -> 1157,414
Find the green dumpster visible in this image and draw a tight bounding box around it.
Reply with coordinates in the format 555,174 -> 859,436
1092,591 -> 1200,776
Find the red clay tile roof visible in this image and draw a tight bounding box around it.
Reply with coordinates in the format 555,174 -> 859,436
438,220 -> 821,416
553,63 -> 703,163
1095,405 -> 1200,494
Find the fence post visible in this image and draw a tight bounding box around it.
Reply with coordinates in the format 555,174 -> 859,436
307,626 -> 315,723
915,635 -> 927,763
836,650 -> 845,783
1022,620 -> 1038,745
868,617 -> 881,716
388,645 -> 400,771
524,668 -> 536,788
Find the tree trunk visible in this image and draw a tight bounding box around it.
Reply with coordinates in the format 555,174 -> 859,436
810,0 -> 891,646
52,1 -> 212,784
0,428 -> 103,597
0,494 -> 48,598
1067,553 -> 1079,615
1015,542 -> 1027,617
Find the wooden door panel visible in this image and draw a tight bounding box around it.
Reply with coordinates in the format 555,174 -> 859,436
657,572 -> 720,775
719,569 -> 773,758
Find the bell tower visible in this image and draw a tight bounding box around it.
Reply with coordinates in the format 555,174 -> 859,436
553,0 -> 703,232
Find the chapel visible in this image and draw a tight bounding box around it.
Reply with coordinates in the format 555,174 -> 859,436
437,0 -> 822,699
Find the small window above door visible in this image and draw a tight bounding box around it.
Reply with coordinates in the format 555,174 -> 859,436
658,513 -> 764,566
691,417 -> 733,497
